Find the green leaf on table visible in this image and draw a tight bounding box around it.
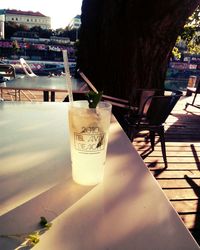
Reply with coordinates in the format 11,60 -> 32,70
39,216 -> 48,227
26,232 -> 40,246
39,216 -> 52,228
85,91 -> 103,108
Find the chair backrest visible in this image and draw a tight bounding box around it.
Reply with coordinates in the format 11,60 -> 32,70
138,90 -> 156,115
141,91 -> 182,125
0,64 -> 16,79
20,58 -> 37,77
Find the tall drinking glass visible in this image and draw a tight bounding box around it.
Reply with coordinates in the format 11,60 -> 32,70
68,100 -> 112,186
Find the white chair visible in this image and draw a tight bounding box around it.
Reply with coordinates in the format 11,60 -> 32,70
19,58 -> 37,77
18,58 -> 38,101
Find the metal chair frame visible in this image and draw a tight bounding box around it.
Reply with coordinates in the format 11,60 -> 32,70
185,78 -> 200,110
125,90 -> 182,168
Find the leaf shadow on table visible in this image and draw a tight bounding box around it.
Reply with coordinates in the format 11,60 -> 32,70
0,179 -> 93,249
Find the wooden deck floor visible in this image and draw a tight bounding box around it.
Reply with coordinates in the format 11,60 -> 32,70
132,94 -> 200,245
2,89 -> 200,245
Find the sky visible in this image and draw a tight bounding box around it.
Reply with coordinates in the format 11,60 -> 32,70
0,0 -> 83,29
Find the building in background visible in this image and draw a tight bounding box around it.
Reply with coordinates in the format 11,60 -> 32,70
0,14 -> 5,39
68,15 -> 81,42
0,9 -> 51,30
68,15 -> 81,30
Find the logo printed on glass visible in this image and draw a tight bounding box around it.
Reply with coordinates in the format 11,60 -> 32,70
74,126 -> 105,152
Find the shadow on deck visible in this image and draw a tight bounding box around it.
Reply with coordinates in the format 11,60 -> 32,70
133,94 -> 200,245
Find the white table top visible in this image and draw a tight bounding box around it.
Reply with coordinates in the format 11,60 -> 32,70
0,102 -> 199,250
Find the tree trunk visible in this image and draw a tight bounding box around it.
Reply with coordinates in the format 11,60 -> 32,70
77,0 -> 200,99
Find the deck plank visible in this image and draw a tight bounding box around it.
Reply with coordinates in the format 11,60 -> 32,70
132,93 -> 200,245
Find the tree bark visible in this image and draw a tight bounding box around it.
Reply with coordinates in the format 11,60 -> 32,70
77,0 -> 200,99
